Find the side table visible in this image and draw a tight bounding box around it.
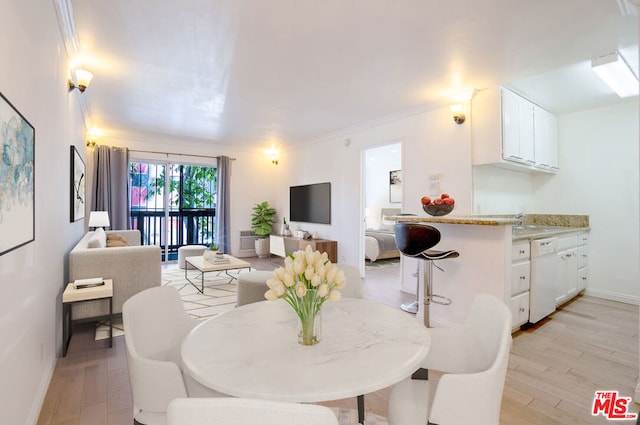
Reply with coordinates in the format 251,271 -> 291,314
62,279 -> 113,356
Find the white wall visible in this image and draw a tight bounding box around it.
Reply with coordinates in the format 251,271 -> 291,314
277,104 -> 473,291
534,100 -> 639,303
0,0 -> 86,423
473,165 -> 536,214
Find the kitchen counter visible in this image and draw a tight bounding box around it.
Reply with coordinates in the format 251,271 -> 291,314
385,215 -> 519,226
381,213 -> 590,328
512,225 -> 591,241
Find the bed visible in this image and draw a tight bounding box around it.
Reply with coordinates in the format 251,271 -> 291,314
365,208 -> 401,262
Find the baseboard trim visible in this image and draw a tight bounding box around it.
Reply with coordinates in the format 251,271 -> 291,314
29,355 -> 57,425
635,381 -> 640,403
583,289 -> 640,305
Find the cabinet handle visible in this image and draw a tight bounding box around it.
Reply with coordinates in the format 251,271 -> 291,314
519,307 -> 526,312
519,250 -> 525,254
582,277 -> 587,280
582,254 -> 588,258
520,276 -> 526,280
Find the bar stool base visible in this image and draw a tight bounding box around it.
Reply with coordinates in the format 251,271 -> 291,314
401,301 -> 419,314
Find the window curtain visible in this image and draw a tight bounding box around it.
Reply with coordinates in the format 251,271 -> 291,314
215,156 -> 231,253
91,145 -> 130,230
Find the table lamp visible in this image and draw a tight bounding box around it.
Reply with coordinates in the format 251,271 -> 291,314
88,211 -> 110,231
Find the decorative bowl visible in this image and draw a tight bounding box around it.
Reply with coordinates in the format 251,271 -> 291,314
423,203 -> 455,216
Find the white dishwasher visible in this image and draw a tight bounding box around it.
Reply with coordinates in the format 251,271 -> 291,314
529,237 -> 558,323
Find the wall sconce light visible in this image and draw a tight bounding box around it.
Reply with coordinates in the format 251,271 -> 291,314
86,127 -> 103,148
266,147 -> 280,165
68,68 -> 94,93
450,104 -> 465,124
591,51 -> 639,98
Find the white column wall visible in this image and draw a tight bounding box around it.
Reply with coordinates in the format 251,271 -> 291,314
0,1 -> 86,424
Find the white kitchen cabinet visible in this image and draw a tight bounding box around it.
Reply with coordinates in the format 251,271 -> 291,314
555,232 -> 590,306
502,88 -> 535,166
471,86 -> 559,173
534,106 -> 559,171
577,233 -> 589,291
510,240 -> 530,329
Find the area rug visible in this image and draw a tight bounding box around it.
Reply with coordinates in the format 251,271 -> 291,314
365,258 -> 400,270
96,266 -> 245,340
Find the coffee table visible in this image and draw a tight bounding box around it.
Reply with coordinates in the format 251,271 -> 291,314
182,298 -> 430,424
184,255 -> 251,293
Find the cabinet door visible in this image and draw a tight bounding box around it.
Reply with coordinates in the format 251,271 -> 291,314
501,89 -> 534,165
578,267 -> 588,291
555,248 -> 577,305
534,106 -> 559,171
511,261 -> 530,295
510,292 -> 530,328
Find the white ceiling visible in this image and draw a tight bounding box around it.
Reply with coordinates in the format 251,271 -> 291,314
69,0 -> 638,149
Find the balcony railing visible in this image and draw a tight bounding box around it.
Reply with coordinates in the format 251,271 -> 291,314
130,208 -> 216,261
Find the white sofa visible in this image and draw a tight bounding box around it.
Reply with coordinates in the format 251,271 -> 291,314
69,229 -> 162,320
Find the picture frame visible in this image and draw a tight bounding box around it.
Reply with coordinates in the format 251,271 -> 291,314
389,169 -> 402,203
70,145 -> 86,222
0,92 -> 35,256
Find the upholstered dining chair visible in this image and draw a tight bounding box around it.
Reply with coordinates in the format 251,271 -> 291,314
122,286 -> 225,425
166,398 -> 339,425
335,263 -> 364,298
387,293 -> 512,425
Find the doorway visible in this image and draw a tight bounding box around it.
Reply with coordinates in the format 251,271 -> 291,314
362,142 -> 402,277
129,161 -> 217,262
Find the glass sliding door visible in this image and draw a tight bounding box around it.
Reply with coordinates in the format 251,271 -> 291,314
129,161 -> 217,262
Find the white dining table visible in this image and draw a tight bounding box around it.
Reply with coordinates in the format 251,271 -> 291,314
181,298 -> 430,424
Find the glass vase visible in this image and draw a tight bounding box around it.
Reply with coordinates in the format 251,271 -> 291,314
297,310 -> 322,346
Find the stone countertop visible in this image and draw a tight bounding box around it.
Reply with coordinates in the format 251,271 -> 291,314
511,225 -> 590,241
384,213 -> 590,240
384,215 -> 519,226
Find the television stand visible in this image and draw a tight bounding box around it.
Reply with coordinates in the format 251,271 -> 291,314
269,235 -> 338,263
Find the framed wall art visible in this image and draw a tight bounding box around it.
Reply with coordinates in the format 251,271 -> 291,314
70,145 -> 85,222
389,169 -> 402,203
0,92 -> 35,256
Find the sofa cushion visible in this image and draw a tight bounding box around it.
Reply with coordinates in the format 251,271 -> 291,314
107,233 -> 131,247
88,228 -> 107,248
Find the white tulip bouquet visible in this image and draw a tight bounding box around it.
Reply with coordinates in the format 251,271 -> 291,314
265,245 -> 345,345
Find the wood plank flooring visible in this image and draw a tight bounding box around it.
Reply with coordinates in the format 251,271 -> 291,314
37,258 -> 638,425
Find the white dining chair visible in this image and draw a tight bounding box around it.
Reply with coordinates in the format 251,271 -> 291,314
335,263 -> 363,298
122,286 -> 226,425
166,398 -> 339,425
387,293 -> 512,425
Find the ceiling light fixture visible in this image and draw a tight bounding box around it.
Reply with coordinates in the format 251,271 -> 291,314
591,51 -> 639,98
450,104 -> 465,124
68,68 -> 94,93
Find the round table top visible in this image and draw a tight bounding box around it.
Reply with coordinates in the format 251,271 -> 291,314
181,298 -> 430,402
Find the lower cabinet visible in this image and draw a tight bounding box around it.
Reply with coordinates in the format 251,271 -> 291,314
510,240 -> 531,329
555,232 -> 589,306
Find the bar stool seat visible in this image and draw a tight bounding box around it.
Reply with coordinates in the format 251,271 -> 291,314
394,223 -> 459,324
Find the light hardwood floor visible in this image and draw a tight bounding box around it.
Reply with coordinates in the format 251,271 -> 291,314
37,258 -> 638,425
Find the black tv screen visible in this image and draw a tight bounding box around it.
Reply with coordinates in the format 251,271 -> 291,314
290,182 -> 331,224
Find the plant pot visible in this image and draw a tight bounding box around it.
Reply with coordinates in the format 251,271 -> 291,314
255,238 -> 270,258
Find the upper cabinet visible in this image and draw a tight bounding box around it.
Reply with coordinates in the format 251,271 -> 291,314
472,86 -> 558,173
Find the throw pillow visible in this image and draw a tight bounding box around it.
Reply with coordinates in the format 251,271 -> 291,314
87,227 -> 107,248
106,233 -> 130,246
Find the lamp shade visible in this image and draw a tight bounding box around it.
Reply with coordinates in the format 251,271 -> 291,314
88,211 -> 110,228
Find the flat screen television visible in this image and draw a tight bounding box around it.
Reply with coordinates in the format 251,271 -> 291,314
289,182 -> 331,224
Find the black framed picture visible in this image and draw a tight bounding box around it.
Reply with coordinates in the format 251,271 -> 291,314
389,169 -> 402,203
0,92 -> 35,256
70,145 -> 85,222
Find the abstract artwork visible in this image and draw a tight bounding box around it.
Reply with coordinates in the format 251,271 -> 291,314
70,146 -> 85,222
0,92 -> 35,256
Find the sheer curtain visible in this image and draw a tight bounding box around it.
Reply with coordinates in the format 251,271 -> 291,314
91,145 -> 130,230
215,156 -> 231,253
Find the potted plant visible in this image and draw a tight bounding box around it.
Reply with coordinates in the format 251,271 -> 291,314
203,243 -> 219,260
251,201 -> 276,258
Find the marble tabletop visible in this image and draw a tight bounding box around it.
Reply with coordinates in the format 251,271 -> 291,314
181,298 -> 431,403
